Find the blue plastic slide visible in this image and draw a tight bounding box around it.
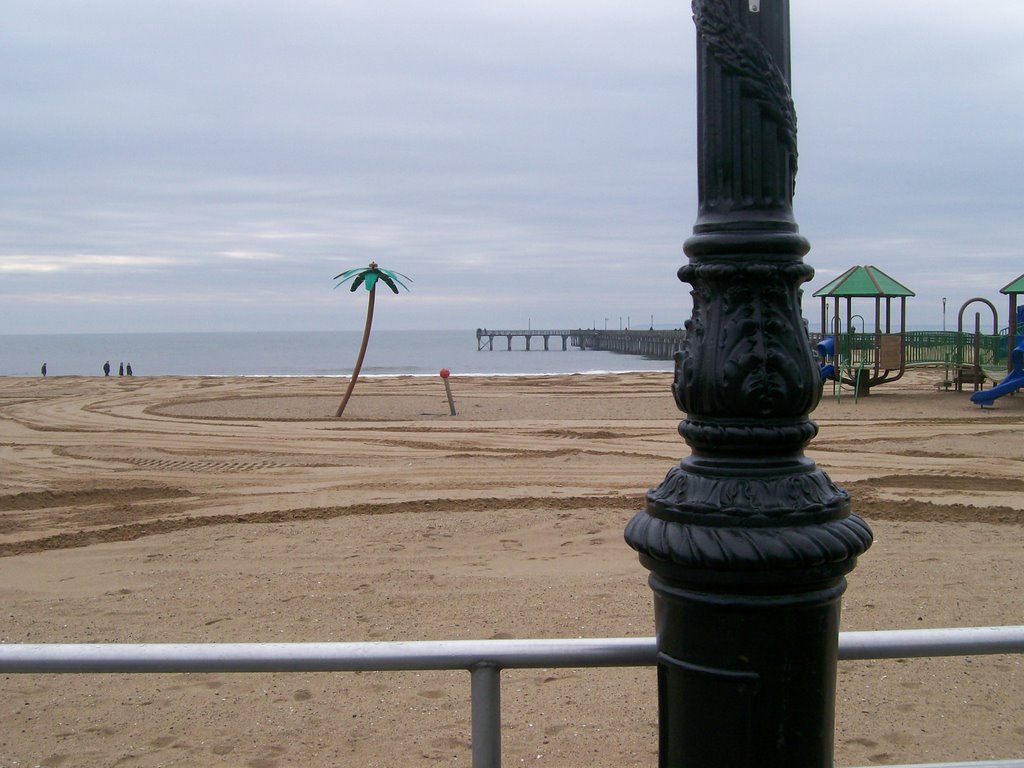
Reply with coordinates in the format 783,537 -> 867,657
817,337 -> 837,382
971,344 -> 1024,406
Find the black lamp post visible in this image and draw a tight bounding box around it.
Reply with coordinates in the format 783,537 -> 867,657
624,2 -> 872,766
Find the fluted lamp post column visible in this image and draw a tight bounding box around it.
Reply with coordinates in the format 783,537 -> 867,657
624,2 -> 873,766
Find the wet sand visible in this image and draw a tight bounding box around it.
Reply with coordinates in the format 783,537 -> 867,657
0,370 -> 1021,766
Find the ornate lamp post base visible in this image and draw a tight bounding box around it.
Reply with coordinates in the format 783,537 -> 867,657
624,2 -> 872,765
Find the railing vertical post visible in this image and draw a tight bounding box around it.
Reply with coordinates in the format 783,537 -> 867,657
625,2 -> 873,766
470,664 -> 501,768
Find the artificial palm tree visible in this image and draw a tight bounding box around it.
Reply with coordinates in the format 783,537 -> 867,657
333,261 -> 411,417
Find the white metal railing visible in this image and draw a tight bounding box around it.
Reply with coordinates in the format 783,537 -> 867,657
2,626 -> 1023,768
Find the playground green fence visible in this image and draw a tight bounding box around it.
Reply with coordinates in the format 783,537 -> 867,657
811,331 -> 1010,369
905,331 -> 1008,368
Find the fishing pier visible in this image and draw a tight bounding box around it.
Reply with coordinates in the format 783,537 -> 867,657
475,328 -> 687,360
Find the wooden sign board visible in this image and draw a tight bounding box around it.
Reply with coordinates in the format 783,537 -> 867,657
879,334 -> 903,369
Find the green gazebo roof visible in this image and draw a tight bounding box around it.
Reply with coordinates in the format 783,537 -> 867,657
813,265 -> 915,298
999,273 -> 1024,295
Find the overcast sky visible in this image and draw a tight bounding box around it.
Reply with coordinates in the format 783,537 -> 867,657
3,1 -> 1023,335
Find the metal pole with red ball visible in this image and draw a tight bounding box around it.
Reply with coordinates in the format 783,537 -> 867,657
439,368 -> 456,416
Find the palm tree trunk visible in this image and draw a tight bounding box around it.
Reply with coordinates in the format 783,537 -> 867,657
335,287 -> 376,417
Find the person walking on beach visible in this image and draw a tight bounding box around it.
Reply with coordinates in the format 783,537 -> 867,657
41,363 -> 47,377
126,363 -> 133,377
119,362 -> 124,377
103,361 -> 111,377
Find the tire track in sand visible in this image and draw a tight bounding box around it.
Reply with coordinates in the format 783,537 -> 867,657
0,493 -> 641,557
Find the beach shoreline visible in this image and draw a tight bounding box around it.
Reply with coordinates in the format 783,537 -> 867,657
0,371 -> 1021,766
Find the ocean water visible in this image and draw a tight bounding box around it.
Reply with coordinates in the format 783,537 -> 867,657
0,330 -> 675,378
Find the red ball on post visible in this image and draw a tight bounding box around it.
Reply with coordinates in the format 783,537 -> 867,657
439,369 -> 455,414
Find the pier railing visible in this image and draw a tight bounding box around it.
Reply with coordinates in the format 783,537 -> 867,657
476,328 -> 687,358
476,328 -> 578,351
476,328 -> 1013,367
2,625 -> 1022,768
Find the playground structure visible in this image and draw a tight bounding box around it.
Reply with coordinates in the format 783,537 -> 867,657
811,269 -> 1024,405
968,272 -> 1024,405
814,265 -> 914,397
943,274 -> 1024,405
955,297 -> 1002,391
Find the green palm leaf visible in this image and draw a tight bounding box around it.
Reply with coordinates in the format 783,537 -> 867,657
333,267 -> 365,281
379,268 -> 412,292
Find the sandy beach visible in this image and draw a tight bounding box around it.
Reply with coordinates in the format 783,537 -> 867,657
0,370 -> 1021,767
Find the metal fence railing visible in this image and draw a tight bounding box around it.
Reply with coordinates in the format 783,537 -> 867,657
808,330 -> 1012,369
2,626 -> 1023,768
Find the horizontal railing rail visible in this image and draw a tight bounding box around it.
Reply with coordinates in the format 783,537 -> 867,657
2,626 -> 1022,768
0,636 -> 654,674
476,329 -> 579,336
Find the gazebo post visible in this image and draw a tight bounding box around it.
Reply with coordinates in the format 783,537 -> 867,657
1000,274 -> 1024,373
1010,296 -> 1019,374
624,2 -> 872,766
874,296 -> 882,377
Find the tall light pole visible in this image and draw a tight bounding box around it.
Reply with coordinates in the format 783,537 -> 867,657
943,297 -> 948,332
625,2 -> 872,766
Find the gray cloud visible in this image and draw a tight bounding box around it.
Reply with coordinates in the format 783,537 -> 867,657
2,1 -> 1022,333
